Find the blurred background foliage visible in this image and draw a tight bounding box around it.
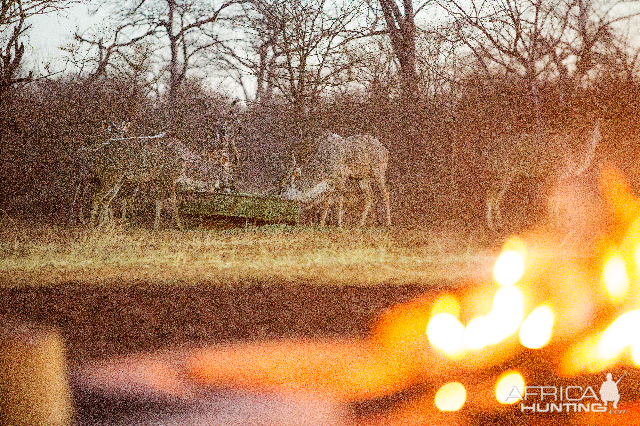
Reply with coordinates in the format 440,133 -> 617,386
2,0 -> 640,232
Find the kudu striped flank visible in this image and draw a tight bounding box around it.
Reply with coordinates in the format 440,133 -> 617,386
281,132 -> 391,227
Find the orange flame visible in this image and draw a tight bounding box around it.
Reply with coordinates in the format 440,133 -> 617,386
185,166 -> 640,406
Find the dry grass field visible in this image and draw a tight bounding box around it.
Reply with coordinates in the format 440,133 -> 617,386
0,222 -> 495,288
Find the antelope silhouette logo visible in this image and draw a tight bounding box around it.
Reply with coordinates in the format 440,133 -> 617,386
600,371 -> 626,409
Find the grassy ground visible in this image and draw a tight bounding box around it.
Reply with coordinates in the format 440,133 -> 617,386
0,222 -> 496,287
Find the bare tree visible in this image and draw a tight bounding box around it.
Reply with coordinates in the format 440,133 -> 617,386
437,0 -> 640,115
0,0 -> 75,97
75,0 -> 247,113
372,0 -> 431,102
216,1 -> 282,103
222,0 -> 369,110
71,23 -> 157,86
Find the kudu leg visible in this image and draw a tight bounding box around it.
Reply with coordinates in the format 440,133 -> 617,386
358,180 -> 374,227
154,199 -> 163,230
71,183 -> 81,226
319,197 -> 331,227
121,198 -> 129,225
378,175 -> 391,226
486,191 -> 505,232
90,180 -> 123,228
486,173 -> 513,232
337,194 -> 345,228
72,182 -> 92,226
78,184 -> 93,226
89,200 -> 100,228
103,181 -> 124,226
171,190 -> 183,230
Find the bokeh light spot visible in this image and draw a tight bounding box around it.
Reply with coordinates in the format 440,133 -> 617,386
495,371 -> 525,404
598,310 -> 640,359
427,313 -> 465,356
603,255 -> 630,303
463,316 -> 489,350
519,305 -> 555,349
493,250 -> 525,286
435,382 -> 466,412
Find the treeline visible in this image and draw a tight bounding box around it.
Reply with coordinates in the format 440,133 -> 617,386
2,71 -> 640,230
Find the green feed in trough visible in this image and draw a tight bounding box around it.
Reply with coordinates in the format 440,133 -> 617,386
179,191 -> 300,225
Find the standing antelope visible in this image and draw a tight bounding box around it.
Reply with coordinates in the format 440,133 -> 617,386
71,122 -> 130,225
280,132 -> 391,227
88,128 -> 187,229
485,118 -> 601,233
213,121 -> 241,193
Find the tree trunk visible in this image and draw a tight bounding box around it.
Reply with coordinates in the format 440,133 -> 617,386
378,0 -> 420,148
379,0 -> 419,103
166,0 -> 181,116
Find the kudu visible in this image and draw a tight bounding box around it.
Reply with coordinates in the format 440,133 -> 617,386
71,121 -> 129,226
87,123 -> 187,229
73,121 -> 235,229
280,132 -> 391,227
213,121 -> 241,193
485,117 -> 602,233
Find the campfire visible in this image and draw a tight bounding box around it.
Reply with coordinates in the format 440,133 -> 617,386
188,166 -> 640,424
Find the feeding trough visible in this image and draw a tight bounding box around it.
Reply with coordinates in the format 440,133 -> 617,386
179,189 -> 300,226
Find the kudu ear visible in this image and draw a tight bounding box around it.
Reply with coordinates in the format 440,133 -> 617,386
122,122 -> 131,134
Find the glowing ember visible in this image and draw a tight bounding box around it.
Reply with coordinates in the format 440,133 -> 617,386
485,286 -> 525,344
519,305 -> 555,349
603,255 -> 630,303
426,313 -> 465,356
463,316 -> 489,350
598,310 -> 640,360
495,371 -> 524,404
430,293 -> 460,318
434,382 -> 466,412
493,250 -> 525,286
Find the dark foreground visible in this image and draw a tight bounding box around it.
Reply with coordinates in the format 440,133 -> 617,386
0,281 -> 433,362
1,282 -> 623,426
0,281 -> 435,425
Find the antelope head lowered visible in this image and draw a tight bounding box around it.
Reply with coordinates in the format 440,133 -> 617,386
280,132 -> 391,227
88,121 -> 226,229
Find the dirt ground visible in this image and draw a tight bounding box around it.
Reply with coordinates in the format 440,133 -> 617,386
0,280 -> 434,363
